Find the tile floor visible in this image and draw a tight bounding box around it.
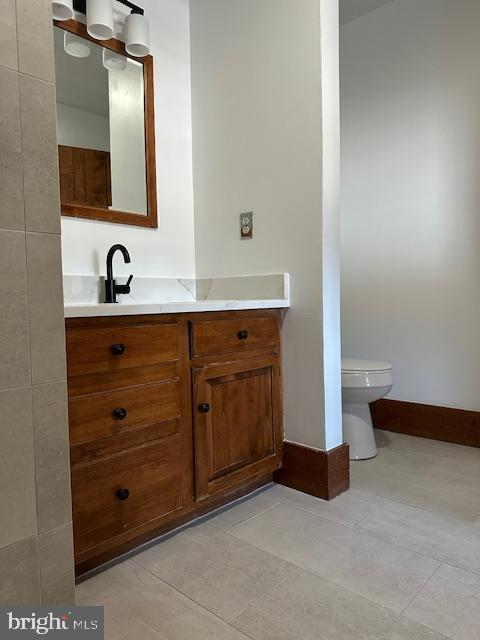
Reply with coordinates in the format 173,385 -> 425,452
77,430 -> 480,640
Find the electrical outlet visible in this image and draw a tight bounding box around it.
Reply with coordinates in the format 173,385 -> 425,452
240,212 -> 253,240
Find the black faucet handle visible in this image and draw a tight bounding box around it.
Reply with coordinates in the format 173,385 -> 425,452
116,275 -> 133,295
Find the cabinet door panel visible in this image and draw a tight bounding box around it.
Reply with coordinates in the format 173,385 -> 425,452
194,356 -> 282,499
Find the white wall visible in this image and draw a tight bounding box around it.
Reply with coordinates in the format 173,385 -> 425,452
56,103 -> 110,151
190,0 -> 342,449
61,0 -> 195,278
340,0 -> 480,411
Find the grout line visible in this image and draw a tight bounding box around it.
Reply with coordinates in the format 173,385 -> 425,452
400,563 -> 443,616
270,499 -> 359,530
226,502 -> 282,533
132,538 -> 448,637
16,68 -> 55,86
127,562 -> 256,640
349,485 -> 477,525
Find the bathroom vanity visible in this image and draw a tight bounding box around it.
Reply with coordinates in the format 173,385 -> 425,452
65,306 -> 285,575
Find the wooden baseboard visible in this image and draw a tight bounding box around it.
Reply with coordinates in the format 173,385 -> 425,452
371,399 -> 480,448
274,442 -> 350,500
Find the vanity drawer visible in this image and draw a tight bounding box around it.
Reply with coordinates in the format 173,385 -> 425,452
71,435 -> 183,555
69,381 -> 180,446
66,323 -> 180,377
67,361 -> 179,397
190,316 -> 280,358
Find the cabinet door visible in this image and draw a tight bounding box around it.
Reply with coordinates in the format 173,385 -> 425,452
193,356 -> 283,499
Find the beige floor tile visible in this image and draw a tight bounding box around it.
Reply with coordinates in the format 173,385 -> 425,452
266,483 -> 379,527
134,521 -> 292,622
204,485 -> 280,531
350,431 -> 480,522
353,489 -> 480,576
404,564 -> 480,640
76,560 -> 251,640
230,502 -> 439,612
101,602 -> 168,640
232,566 -> 447,640
0,387 -> 37,549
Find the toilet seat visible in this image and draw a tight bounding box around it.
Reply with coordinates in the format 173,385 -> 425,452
341,358 -> 393,389
341,358 -> 392,373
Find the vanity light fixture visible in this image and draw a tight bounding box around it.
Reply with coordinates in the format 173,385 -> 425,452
125,9 -> 150,57
65,0 -> 150,57
64,31 -> 91,57
102,48 -> 128,71
86,0 -> 114,41
52,0 -> 74,21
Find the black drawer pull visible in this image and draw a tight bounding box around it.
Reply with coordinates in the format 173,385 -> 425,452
198,403 -> 210,414
114,408 -> 127,420
111,343 -> 125,356
237,330 -> 249,340
116,488 -> 130,501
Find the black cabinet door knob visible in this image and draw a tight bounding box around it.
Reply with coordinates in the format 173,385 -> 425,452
116,488 -> 130,501
111,343 -> 125,356
237,330 -> 248,340
114,408 -> 127,420
198,403 -> 210,414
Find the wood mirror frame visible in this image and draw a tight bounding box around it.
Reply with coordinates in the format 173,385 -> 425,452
53,19 -> 158,228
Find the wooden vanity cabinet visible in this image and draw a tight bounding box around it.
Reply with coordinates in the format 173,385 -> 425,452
193,356 -> 282,500
66,309 -> 283,574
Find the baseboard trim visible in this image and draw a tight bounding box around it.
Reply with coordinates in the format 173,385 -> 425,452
371,399 -> 480,448
274,442 -> 350,500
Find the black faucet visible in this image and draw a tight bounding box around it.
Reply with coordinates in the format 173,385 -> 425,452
104,244 -> 133,303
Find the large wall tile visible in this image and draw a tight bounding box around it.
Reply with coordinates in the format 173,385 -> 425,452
0,387 -> 37,550
0,230 -> 30,388
0,0 -> 17,71
33,382 -> 71,532
39,523 -> 75,605
20,75 -> 60,234
16,0 -> 54,83
0,67 -> 24,231
26,232 -> 66,384
0,537 -> 41,605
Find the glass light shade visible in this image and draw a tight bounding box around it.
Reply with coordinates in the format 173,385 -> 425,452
52,0 -> 74,21
125,12 -> 150,57
64,31 -> 91,58
86,0 -> 114,41
102,48 -> 127,71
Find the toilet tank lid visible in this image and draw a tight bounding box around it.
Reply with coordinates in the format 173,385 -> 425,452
341,358 -> 392,373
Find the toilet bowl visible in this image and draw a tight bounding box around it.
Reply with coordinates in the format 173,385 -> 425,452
341,358 -> 393,461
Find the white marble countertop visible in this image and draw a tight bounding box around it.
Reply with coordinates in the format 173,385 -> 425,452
63,273 -> 290,318
64,299 -> 289,318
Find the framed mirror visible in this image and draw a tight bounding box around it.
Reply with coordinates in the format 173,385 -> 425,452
53,19 -> 157,228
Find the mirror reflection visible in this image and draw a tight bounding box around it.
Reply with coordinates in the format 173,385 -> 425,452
54,27 -> 148,216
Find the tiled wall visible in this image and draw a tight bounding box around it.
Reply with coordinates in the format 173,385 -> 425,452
0,0 -> 75,604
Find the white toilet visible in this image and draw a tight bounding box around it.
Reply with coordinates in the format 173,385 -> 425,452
341,358 -> 393,460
